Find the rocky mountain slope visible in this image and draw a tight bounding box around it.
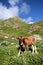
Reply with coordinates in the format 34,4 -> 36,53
0,17 -> 43,41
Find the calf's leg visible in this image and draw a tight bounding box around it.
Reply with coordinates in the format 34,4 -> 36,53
18,49 -> 21,56
32,45 -> 34,53
34,46 -> 38,54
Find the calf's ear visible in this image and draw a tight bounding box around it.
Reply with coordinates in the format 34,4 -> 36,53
17,37 -> 19,39
17,37 -> 20,39
17,36 -> 24,40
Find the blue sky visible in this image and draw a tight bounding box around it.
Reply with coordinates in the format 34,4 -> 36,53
0,0 -> 43,24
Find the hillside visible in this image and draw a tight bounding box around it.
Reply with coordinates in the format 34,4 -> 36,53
0,17 -> 43,65
0,17 -> 29,41
0,17 -> 43,41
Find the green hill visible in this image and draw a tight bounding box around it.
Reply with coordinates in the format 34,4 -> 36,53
0,17 -> 43,65
0,17 -> 43,41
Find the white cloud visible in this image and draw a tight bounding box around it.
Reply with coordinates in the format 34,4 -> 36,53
8,0 -> 19,6
0,3 -> 19,20
8,0 -> 30,15
20,2 -> 30,14
0,1 -> 31,20
23,17 -> 34,24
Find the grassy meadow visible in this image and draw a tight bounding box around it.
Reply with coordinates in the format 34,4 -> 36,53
0,40 -> 43,65
0,17 -> 43,65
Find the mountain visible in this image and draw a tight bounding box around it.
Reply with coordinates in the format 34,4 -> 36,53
0,17 -> 43,41
0,17 -> 43,65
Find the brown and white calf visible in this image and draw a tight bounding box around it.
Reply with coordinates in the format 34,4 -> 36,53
17,36 -> 37,56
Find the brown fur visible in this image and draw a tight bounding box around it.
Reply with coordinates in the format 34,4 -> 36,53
23,36 -> 35,47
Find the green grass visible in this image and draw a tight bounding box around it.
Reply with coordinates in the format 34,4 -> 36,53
0,17 -> 43,65
0,40 -> 43,65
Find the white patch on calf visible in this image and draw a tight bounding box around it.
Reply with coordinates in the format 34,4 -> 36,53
18,50 -> 21,57
32,45 -> 34,54
34,46 -> 38,54
32,45 -> 38,54
21,42 -> 23,45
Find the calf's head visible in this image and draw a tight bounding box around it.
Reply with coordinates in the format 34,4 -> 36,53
17,36 -> 24,46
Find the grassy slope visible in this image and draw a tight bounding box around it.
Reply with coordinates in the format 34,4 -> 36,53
0,17 -> 29,38
0,17 -> 43,65
0,17 -> 43,39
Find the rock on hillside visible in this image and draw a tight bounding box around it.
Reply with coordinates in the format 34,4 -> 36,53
34,34 -> 43,41
29,25 -> 41,31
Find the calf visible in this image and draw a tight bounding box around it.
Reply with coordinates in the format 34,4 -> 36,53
18,36 -> 37,56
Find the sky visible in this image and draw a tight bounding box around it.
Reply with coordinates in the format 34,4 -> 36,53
0,0 -> 43,24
